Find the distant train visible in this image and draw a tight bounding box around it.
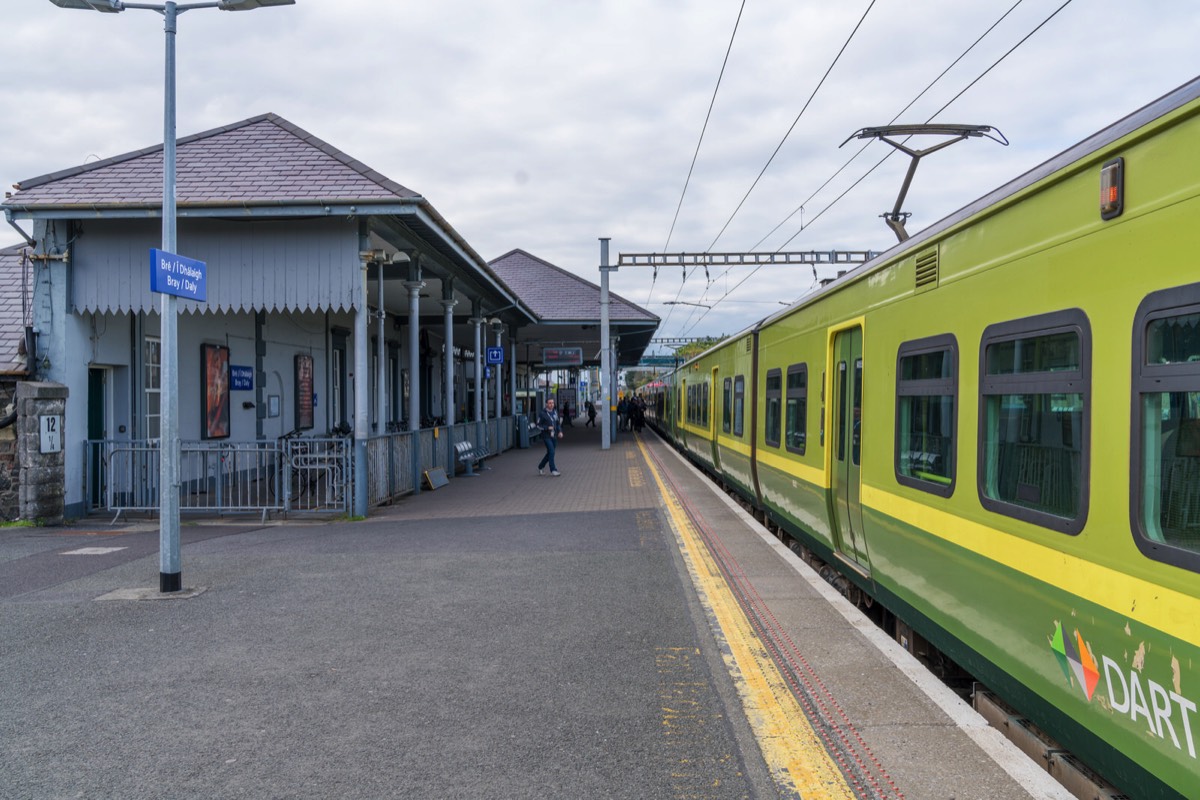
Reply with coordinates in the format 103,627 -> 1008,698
645,77 -> 1200,799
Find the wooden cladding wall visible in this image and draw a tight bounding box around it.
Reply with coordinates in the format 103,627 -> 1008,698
70,217 -> 361,315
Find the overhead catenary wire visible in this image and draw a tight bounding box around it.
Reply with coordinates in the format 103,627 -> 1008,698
771,0 -> 1076,254
751,0 -> 1028,257
661,1 -> 747,259
690,0 -> 1028,312
676,0 -> 1076,338
657,0 -> 748,326
667,0 -> 873,338
703,0 -> 878,254
660,0 -> 878,336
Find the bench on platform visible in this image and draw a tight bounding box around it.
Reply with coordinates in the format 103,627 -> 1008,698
454,440 -> 491,476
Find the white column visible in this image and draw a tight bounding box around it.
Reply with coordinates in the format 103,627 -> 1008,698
354,256 -> 370,516
376,261 -> 386,432
441,296 -> 457,424
493,321 -> 503,420
405,279 -> 424,429
470,312 -> 483,424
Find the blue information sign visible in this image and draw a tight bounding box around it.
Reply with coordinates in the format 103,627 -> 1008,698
150,248 -> 207,301
486,346 -> 505,365
230,365 -> 253,391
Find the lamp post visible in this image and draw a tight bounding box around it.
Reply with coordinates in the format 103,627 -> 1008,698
48,0 -> 295,593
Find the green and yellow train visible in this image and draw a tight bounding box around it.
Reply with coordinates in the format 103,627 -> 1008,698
647,77 -> 1200,799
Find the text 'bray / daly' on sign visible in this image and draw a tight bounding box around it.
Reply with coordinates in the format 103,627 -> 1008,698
150,248 -> 207,302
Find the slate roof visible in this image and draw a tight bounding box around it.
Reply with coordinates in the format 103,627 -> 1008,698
5,113 -> 419,209
487,249 -> 658,324
0,244 -> 30,375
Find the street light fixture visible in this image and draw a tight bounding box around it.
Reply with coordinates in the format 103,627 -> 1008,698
48,1 -> 122,11
50,0 -> 294,9
47,0 -> 295,593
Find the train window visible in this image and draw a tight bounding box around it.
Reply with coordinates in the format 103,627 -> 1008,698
1131,284 -> 1200,573
978,309 -> 1091,534
853,359 -> 863,467
896,335 -> 958,497
837,362 -> 848,462
734,375 -> 745,437
785,363 -> 807,455
686,380 -> 708,427
820,370 -> 826,447
764,369 -> 782,447
722,378 -> 732,434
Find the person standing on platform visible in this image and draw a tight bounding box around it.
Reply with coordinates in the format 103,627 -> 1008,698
537,397 -> 563,476
585,400 -> 597,427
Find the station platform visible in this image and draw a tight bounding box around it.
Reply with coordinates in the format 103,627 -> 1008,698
0,424 -> 1075,799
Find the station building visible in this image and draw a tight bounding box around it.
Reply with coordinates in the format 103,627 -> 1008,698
1,113 -> 657,520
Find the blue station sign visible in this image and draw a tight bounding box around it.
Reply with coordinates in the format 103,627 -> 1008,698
486,346 -> 505,365
150,248 -> 207,301
230,365 -> 254,391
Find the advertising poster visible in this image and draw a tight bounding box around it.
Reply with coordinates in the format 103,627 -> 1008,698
295,354 -> 314,430
201,343 -> 230,439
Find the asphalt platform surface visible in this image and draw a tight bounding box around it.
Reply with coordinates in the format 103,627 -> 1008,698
1,427 -> 773,800
0,423 -> 1069,799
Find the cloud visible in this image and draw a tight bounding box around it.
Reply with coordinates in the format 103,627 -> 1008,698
4,0 -> 1199,341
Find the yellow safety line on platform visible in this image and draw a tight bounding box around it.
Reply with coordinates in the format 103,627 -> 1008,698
638,438 -> 856,799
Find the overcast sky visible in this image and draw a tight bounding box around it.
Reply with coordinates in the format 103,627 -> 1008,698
4,0 -> 1199,347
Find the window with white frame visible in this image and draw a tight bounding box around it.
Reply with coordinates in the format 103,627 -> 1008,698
144,336 -> 161,440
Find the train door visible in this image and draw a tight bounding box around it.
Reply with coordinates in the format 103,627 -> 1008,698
829,326 -> 870,570
710,367 -> 721,470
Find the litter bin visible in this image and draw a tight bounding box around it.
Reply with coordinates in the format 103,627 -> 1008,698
516,414 -> 530,448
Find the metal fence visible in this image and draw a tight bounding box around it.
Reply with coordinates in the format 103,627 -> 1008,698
85,415 -> 517,519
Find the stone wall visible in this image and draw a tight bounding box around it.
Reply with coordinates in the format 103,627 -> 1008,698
0,377 -> 19,520
16,382 -> 67,525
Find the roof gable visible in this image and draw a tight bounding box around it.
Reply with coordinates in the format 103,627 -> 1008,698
5,113 -> 419,209
488,248 -> 657,324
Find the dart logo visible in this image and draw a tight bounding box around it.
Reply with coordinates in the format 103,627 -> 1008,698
1050,621 -> 1100,701
1048,621 -> 1198,761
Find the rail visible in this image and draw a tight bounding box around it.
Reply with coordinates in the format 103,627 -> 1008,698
84,415 -> 517,519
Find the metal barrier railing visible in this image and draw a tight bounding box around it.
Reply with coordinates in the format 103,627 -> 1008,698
85,416 -> 515,519
283,437 -> 351,515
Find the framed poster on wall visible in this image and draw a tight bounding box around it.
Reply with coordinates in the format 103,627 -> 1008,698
201,343 -> 230,440
295,353 -> 314,431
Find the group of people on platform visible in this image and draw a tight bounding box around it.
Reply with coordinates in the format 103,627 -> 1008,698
617,396 -> 646,433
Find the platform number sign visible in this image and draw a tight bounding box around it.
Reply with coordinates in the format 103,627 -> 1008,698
39,415 -> 63,454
